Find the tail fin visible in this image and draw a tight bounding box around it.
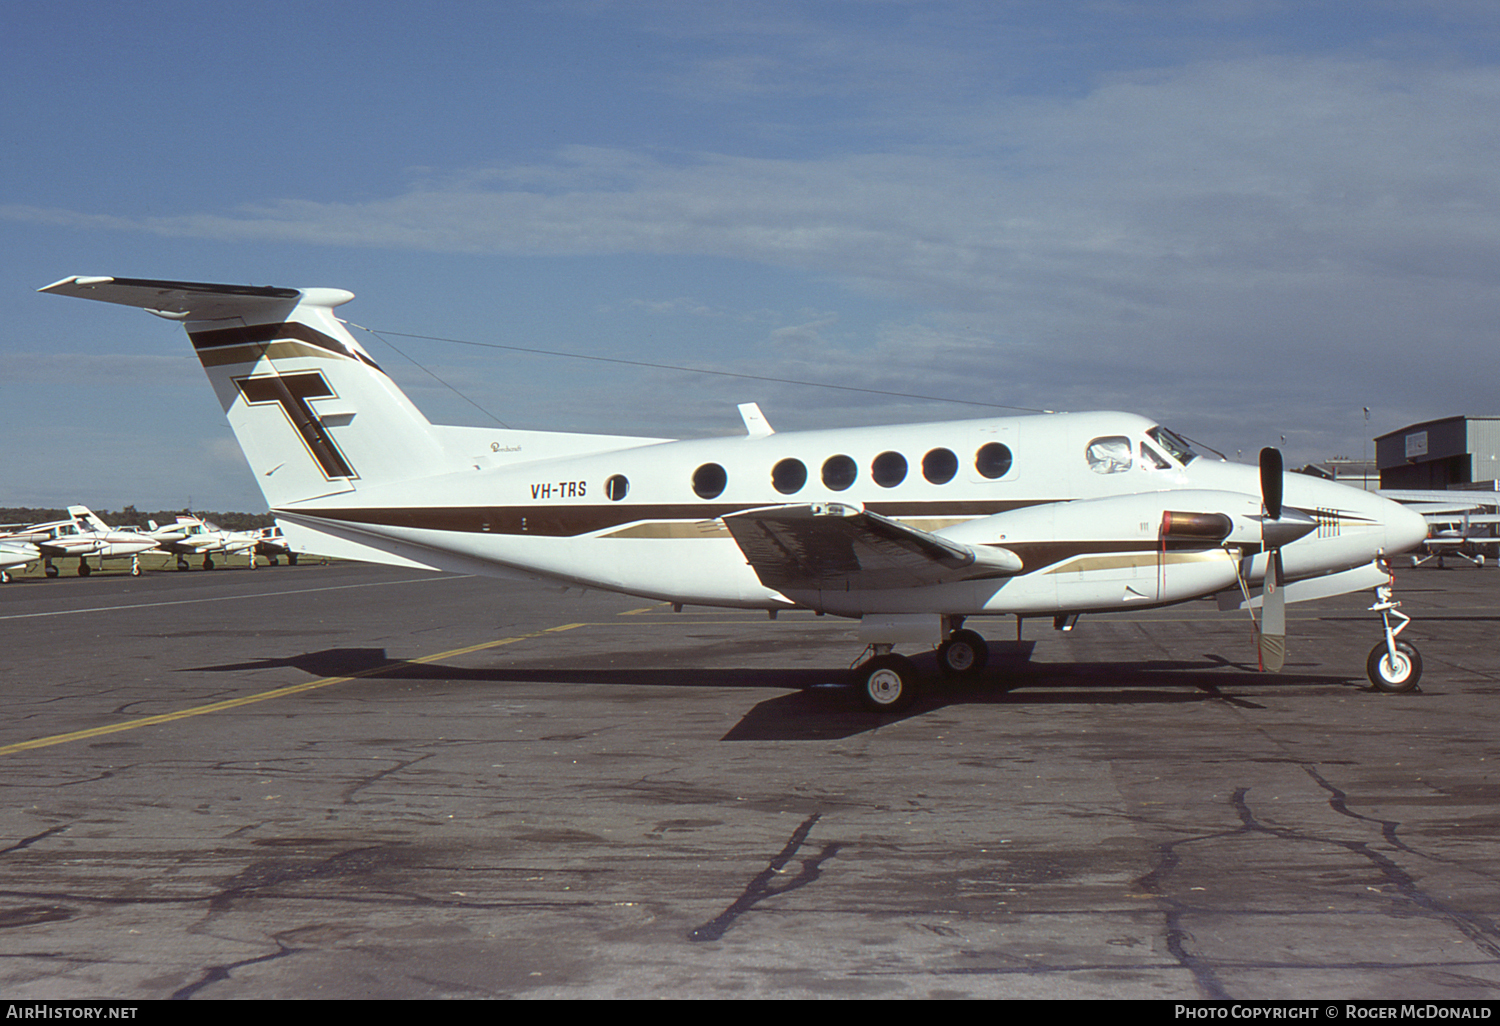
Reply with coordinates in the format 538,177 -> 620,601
67,506 -> 109,532
40,276 -> 451,508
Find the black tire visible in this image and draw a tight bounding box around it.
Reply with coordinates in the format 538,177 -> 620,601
77,561 -> 91,577
937,629 -> 989,676
855,653 -> 920,713
1367,641 -> 1422,693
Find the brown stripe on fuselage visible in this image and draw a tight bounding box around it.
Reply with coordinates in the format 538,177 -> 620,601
280,500 -> 1047,541
278,502 -> 1260,576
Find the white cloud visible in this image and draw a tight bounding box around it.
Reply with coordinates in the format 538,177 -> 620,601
9,52 -> 1500,462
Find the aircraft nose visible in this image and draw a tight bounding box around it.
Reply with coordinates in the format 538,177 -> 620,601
1382,499 -> 1429,556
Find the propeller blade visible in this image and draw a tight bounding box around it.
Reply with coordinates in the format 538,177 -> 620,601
1258,550 -> 1286,672
1260,446 -> 1283,522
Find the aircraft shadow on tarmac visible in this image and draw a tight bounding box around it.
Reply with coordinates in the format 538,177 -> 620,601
186,645 -> 1357,742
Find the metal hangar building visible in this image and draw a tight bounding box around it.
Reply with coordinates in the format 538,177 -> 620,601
1375,415 -> 1500,490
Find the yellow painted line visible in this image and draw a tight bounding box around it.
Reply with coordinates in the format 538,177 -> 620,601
0,623 -> 586,757
619,605 -> 667,616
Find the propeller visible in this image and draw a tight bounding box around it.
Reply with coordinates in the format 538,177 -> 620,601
1260,446 -> 1283,521
1257,446 -> 1290,672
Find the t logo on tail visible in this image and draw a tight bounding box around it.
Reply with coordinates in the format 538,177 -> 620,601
236,372 -> 357,480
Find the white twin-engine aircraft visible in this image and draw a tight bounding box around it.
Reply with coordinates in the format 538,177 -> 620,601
42,276 -> 1430,710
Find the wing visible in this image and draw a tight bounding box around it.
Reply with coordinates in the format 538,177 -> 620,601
723,503 -> 1022,592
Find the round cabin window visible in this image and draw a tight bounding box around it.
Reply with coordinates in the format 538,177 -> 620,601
974,442 -> 1013,480
692,462 -> 728,499
772,458 -> 807,495
922,447 -> 958,484
871,451 -> 907,488
822,454 -> 857,491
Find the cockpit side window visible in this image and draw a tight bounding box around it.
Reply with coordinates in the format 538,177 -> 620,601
1147,426 -> 1198,465
1140,441 -> 1171,470
1086,436 -> 1133,474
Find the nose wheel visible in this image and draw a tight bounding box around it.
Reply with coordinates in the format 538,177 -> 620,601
1367,640 -> 1421,693
1368,581 -> 1421,693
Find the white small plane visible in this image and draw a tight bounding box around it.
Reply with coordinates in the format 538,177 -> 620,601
0,506 -> 157,579
0,540 -> 41,583
147,515 -> 259,570
42,276 -> 1431,706
1379,490 -> 1499,569
1412,514 -> 1498,569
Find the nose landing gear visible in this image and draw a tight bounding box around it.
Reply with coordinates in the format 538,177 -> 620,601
1368,581 -> 1421,693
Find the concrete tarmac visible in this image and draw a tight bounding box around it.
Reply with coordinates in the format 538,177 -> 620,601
1,559 -> 1497,1000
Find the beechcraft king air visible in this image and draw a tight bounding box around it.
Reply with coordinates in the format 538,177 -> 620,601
41,276 -> 1431,709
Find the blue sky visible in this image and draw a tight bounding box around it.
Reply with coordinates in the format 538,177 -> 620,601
4,0 -> 1498,512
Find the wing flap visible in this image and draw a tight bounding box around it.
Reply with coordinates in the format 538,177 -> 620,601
724,503 -> 1022,592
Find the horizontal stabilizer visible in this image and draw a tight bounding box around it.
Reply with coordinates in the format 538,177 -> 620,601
724,503 -> 1022,592
38,276 -> 320,321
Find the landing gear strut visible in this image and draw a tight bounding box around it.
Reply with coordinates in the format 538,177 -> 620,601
1368,581 -> 1421,693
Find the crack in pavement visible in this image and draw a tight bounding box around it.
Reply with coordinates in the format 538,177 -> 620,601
1134,772 -> 1500,999
689,812 -> 840,942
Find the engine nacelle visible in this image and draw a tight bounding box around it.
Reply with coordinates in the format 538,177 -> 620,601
938,489 -> 1264,553
935,490 -> 1265,611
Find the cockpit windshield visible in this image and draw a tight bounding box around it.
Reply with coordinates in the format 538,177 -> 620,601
1146,426 -> 1198,465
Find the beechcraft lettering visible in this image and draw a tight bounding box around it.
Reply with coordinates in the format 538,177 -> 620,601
43,274 -> 1432,709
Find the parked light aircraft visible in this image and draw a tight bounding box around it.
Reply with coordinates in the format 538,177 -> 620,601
0,540 -> 40,583
42,276 -> 1431,707
1380,489 -> 1499,569
254,524 -> 302,565
147,515 -> 259,570
0,506 -> 157,579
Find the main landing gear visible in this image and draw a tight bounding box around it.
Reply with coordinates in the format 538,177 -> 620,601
852,617 -> 992,714
854,650 -> 921,713
1367,581 -> 1421,693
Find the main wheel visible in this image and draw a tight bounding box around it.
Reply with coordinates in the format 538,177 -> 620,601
937,629 -> 989,677
1367,640 -> 1422,693
77,561 -> 91,577
855,653 -> 920,714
